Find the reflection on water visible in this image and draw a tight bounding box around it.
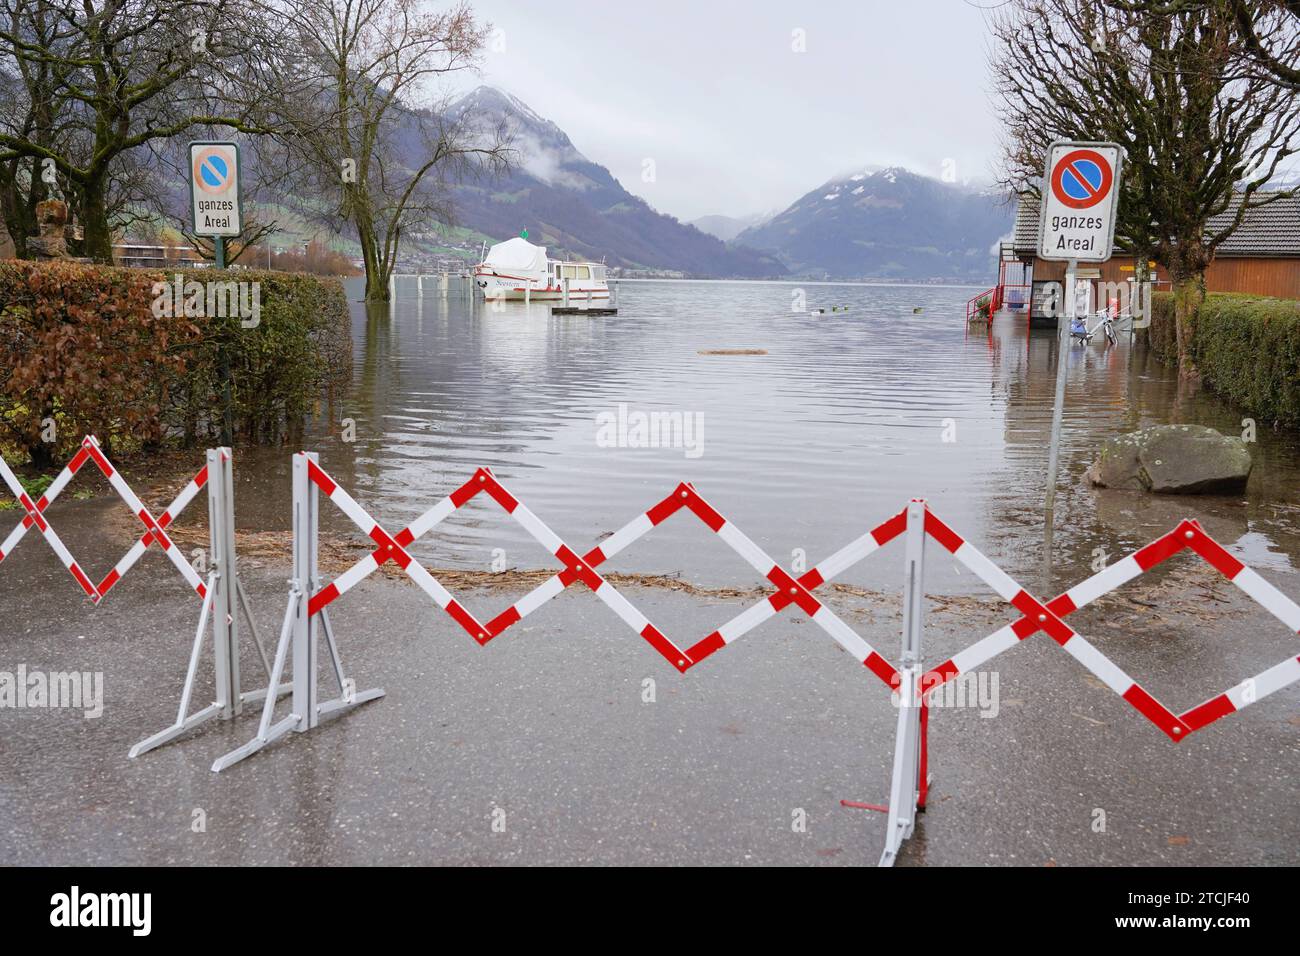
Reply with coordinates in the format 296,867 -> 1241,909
264,278 -> 1300,595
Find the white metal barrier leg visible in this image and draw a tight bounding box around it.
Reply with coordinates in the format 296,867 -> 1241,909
879,499 -> 928,867
130,448 -> 290,758
209,590 -> 301,771
211,451 -> 383,771
293,451 -> 319,731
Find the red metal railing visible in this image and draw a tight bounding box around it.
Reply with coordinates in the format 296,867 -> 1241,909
966,283 -> 1032,322
966,287 -> 996,322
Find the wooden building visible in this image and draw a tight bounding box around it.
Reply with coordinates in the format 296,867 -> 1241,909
993,192 -> 1300,324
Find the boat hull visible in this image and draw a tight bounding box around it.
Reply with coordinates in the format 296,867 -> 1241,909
474,272 -> 609,300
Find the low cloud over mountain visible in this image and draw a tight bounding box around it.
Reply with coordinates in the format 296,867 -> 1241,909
444,87 -> 784,277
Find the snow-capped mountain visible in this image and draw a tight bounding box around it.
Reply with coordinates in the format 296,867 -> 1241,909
443,87 -> 784,276
736,166 -> 1014,281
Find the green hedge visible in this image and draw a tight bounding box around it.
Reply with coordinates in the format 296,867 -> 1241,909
0,260 -> 352,464
1149,290 -> 1300,427
163,268 -> 353,445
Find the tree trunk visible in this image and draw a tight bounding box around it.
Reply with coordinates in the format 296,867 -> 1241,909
358,217 -> 389,303
1164,238 -> 1210,380
79,175 -> 114,263
1170,270 -> 1205,380
0,167 -> 39,260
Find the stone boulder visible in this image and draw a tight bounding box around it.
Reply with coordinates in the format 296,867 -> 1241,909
35,198 -> 67,228
28,198 -> 70,259
1086,424 -> 1252,495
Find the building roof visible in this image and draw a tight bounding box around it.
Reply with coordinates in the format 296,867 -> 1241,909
1011,191 -> 1300,258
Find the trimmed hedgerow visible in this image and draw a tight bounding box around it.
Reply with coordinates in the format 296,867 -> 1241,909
1149,290 -> 1300,427
0,260 -> 199,467
160,268 -> 353,446
0,259 -> 352,466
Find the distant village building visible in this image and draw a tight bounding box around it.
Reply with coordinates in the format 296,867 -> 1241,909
994,192 -> 1300,324
113,242 -> 207,269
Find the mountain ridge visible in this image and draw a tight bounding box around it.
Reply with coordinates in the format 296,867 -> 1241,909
442,86 -> 785,277
735,165 -> 1013,281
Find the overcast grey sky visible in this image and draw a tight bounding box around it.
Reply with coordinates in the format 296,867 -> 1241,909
462,0 -> 1000,222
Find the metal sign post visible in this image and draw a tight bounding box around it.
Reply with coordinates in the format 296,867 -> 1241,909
1037,141 -> 1123,526
1044,257 -> 1077,522
189,141 -> 241,444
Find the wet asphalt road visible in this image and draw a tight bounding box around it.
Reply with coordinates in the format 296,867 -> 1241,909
0,506 -> 1297,867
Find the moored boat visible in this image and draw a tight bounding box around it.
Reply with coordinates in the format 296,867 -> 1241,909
474,236 -> 609,300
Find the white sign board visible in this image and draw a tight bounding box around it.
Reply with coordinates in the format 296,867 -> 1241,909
1037,140 -> 1123,261
189,141 -> 242,237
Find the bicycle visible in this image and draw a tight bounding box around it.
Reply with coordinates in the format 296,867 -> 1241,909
1069,310 -> 1120,346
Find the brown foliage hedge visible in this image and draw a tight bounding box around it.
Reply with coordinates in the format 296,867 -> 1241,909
0,260 -> 352,465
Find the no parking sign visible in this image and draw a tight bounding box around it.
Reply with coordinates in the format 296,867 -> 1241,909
1037,141 -> 1123,261
189,141 -> 242,237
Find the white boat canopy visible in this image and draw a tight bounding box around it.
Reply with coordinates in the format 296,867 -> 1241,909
483,236 -> 548,273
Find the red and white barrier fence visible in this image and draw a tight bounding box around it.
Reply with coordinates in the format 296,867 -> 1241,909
919,512 -> 1300,740
303,458 -> 903,678
0,437 -> 287,756
0,436 -> 211,604
7,442 -> 1298,864
211,453 -> 1300,866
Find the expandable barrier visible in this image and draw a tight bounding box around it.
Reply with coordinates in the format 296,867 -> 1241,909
5,443 -> 1298,863
213,453 -> 1300,866
213,453 -> 910,770
0,436 -> 288,755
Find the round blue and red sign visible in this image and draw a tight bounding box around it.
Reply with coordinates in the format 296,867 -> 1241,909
1050,149 -> 1113,209
192,146 -> 236,196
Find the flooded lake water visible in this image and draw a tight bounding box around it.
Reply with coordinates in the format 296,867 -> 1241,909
243,277 -> 1300,596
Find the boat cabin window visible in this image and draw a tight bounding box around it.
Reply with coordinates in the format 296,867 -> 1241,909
560,264 -> 590,280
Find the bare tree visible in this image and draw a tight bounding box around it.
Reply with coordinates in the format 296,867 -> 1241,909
1232,0 -> 1300,85
258,0 -> 511,301
0,0 -> 69,257
1109,1 -> 1300,88
0,0 -> 273,261
990,0 -> 1300,374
